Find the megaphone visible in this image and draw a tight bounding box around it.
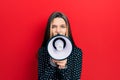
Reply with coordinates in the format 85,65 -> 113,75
47,34 -> 73,60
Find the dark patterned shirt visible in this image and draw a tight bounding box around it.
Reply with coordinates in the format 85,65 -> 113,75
38,46 -> 82,80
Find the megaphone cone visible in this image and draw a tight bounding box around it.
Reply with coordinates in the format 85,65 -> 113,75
47,34 -> 73,60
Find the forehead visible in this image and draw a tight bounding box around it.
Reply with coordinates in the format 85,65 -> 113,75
51,18 -> 66,25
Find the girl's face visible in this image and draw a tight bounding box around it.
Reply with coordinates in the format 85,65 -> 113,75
50,18 -> 68,37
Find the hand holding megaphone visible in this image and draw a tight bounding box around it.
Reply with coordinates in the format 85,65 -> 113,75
51,58 -> 67,69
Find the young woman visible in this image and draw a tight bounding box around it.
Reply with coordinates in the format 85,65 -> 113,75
38,12 -> 82,80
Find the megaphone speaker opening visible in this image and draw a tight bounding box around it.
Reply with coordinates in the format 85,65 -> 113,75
53,38 -> 66,51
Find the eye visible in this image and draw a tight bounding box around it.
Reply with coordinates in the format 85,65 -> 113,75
61,25 -> 66,28
52,25 -> 57,28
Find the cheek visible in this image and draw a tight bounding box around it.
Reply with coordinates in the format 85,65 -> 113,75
51,29 -> 57,36
62,29 -> 67,34
51,29 -> 56,33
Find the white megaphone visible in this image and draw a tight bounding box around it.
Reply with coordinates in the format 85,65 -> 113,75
47,34 -> 73,60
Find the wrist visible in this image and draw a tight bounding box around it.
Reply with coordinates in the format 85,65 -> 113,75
50,58 -> 57,67
58,65 -> 67,69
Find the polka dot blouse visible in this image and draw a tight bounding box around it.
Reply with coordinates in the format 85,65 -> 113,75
38,46 -> 82,80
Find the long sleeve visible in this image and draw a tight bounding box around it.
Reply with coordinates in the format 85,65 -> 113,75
38,47 -> 56,80
58,47 -> 82,80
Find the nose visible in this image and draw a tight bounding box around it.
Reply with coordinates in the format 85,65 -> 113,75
56,27 -> 61,33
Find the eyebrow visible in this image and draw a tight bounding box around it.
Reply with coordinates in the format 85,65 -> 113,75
60,24 -> 66,25
51,24 -> 57,26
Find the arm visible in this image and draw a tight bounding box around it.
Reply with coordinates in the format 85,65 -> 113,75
58,47 -> 82,80
38,48 -> 56,80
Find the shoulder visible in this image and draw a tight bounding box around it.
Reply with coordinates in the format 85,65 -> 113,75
70,46 -> 82,63
73,46 -> 82,54
72,46 -> 82,57
38,47 -> 48,57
